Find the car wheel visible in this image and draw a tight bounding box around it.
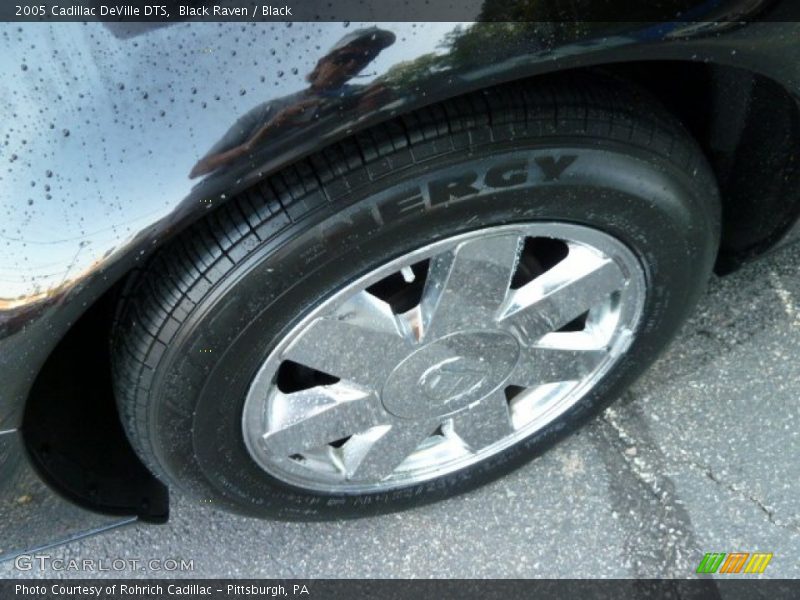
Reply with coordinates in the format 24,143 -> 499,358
111,74 -> 720,518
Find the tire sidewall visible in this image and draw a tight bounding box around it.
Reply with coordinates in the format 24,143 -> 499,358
150,142 -> 718,518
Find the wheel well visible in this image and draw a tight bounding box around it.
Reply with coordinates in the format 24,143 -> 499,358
22,59 -> 800,515
594,60 -> 800,271
21,280 -> 168,522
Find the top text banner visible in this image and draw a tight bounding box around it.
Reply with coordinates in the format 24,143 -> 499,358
1,0 -> 797,22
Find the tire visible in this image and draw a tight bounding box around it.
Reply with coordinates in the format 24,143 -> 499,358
111,73 -> 720,519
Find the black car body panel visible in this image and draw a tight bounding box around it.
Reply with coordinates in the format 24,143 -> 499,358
3,0 -> 800,556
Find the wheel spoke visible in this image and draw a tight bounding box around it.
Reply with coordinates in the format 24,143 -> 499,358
261,384 -> 384,456
283,291 -> 411,388
340,421 -> 438,481
418,234 -> 522,340
498,244 -> 626,340
452,390 -> 514,451
510,343 -> 607,386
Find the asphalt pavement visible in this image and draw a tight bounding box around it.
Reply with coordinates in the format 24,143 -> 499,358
3,242 -> 800,579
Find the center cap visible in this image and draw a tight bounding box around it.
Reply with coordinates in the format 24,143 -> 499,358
381,331 -> 520,420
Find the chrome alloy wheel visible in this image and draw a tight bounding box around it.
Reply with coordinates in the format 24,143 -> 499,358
243,223 -> 646,493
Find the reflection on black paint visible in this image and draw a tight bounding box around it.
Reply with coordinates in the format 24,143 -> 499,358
189,27 -> 396,178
